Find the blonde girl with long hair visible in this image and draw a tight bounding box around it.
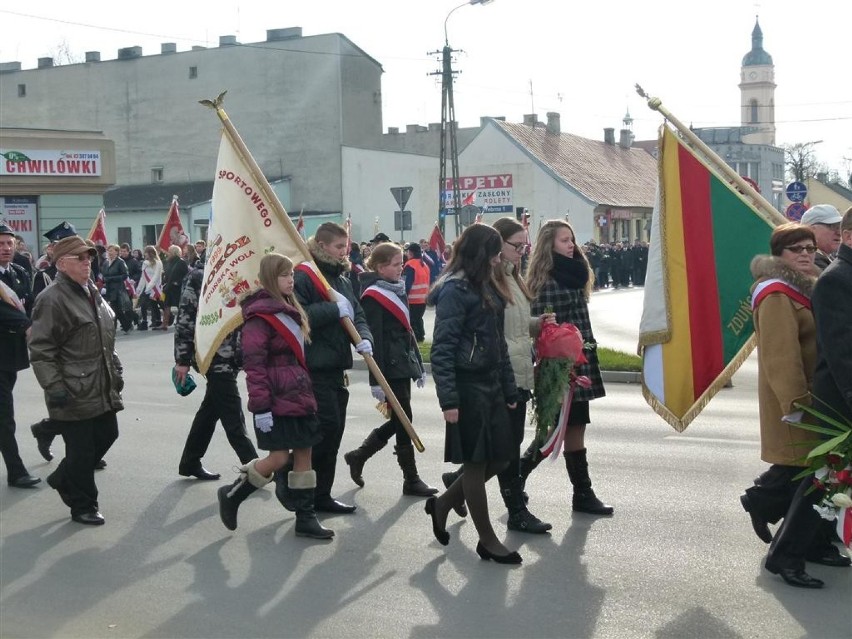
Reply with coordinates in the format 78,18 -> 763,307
217,253 -> 333,539
523,219 -> 612,516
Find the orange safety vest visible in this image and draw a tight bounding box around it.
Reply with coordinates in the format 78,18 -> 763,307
404,258 -> 430,305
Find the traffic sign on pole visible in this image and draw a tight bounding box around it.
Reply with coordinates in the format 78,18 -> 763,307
785,181 -> 807,203
390,187 -> 413,211
785,202 -> 807,221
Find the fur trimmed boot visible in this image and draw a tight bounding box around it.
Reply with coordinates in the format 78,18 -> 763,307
217,460 -> 273,530
274,460 -> 296,512
289,470 -> 334,540
564,449 -> 613,515
396,446 -> 438,497
343,430 -> 387,488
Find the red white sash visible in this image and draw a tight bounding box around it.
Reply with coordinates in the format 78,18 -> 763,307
751,278 -> 811,311
362,284 -> 411,332
142,269 -> 162,301
257,311 -> 307,369
295,261 -> 331,301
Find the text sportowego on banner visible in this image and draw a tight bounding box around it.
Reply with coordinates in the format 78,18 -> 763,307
195,133 -> 304,375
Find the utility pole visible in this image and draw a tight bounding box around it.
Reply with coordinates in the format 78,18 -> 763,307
430,45 -> 462,238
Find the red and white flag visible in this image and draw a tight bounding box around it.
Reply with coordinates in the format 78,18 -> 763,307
429,223 -> 445,255
344,212 -> 352,251
87,208 -> 108,247
157,196 -> 189,253
474,211 -> 483,224
295,209 -> 306,241
462,189 -> 478,206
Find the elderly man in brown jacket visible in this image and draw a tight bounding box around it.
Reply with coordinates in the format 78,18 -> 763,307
28,236 -> 124,526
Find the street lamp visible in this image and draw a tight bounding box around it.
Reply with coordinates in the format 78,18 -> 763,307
435,0 -> 494,238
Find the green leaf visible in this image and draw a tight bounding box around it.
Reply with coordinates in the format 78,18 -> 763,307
807,431 -> 851,458
791,422 -> 848,437
794,401 -> 852,431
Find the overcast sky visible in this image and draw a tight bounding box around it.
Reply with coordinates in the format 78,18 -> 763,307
1,0 -> 850,177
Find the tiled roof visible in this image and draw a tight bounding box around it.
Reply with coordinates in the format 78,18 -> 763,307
492,121 -> 657,208
103,181 -> 214,211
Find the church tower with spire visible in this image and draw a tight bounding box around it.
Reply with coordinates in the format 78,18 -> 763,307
739,16 -> 776,145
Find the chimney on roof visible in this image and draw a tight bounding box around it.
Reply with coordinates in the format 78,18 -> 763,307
387,127 -> 399,134
604,128 -> 615,145
619,128 -> 633,149
161,43 -> 177,54
267,27 -> 303,41
816,171 -> 828,182
546,112 -> 561,135
117,46 -> 142,60
85,51 -> 101,62
38,57 -> 54,69
523,113 -> 538,127
0,62 -> 22,73
219,35 -> 238,47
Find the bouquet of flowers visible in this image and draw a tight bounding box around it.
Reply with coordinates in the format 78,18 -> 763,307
793,400 -> 852,548
532,321 -> 591,459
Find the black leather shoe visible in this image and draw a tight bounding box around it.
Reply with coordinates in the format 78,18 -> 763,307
95,459 -> 107,470
9,474 -> 41,488
806,548 -> 852,567
179,466 -> 221,481
476,541 -> 522,564
314,496 -> 356,514
765,563 -> 824,588
441,472 -> 468,518
31,422 -> 55,461
740,494 -> 772,544
72,511 -> 105,526
425,496 -> 450,546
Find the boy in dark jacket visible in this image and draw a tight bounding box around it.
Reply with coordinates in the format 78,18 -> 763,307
288,222 -> 373,514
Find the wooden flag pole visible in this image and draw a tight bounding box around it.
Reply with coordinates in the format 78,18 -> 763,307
200,91 -> 425,452
636,85 -> 787,228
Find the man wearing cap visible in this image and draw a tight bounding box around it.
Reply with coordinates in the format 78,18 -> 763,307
28,235 -> 124,525
32,221 -> 77,298
0,222 -> 41,488
801,204 -> 842,271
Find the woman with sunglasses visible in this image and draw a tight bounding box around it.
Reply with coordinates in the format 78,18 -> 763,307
740,223 -> 842,587
441,217 -> 553,534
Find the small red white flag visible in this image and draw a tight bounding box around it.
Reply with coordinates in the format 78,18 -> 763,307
344,212 -> 352,251
296,210 -> 306,240
429,223 -> 445,255
87,208 -> 108,247
462,189 -> 477,207
157,196 -> 189,253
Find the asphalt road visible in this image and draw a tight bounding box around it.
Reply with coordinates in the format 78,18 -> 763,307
1,287 -> 849,638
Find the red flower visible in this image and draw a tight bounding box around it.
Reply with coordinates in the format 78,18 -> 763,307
536,322 -> 587,364
836,470 -> 852,486
812,478 -> 825,490
827,454 -> 844,466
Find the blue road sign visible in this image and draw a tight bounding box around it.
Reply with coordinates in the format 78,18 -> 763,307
785,181 -> 807,203
785,202 -> 807,221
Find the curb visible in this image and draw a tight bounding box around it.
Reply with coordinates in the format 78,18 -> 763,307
350,357 -> 642,385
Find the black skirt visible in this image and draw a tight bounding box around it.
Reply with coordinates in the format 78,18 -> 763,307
254,414 -> 322,451
444,372 -> 514,463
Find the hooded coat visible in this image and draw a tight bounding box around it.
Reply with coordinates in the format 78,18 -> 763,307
750,255 -> 818,466
241,289 -> 317,418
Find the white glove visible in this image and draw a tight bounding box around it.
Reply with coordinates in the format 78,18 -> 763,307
371,385 -> 386,402
332,290 -> 354,319
782,410 -> 804,424
355,339 -> 373,355
416,373 -> 427,389
254,412 -> 273,433
100,288 -> 107,295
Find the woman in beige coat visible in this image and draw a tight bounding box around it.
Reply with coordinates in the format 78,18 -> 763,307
740,223 -> 840,587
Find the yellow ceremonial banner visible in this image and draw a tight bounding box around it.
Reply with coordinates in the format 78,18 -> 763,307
195,131 -> 305,374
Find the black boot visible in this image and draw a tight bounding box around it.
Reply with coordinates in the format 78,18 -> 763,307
274,461 -> 296,512
217,460 -> 271,530
289,470 -> 334,540
502,481 -> 552,534
519,442 -> 545,504
564,449 -> 613,515
396,446 -> 438,497
343,430 -> 387,488
441,467 -> 467,517
30,419 -> 56,462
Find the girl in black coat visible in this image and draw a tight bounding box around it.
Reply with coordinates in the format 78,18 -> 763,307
342,242 -> 436,497
425,224 -> 522,564
160,245 -> 188,330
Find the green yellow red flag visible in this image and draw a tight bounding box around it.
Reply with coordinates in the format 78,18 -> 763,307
639,126 -> 777,431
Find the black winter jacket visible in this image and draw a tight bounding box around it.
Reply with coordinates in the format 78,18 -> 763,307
359,272 -> 423,384
294,240 -> 372,373
429,274 -> 517,411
